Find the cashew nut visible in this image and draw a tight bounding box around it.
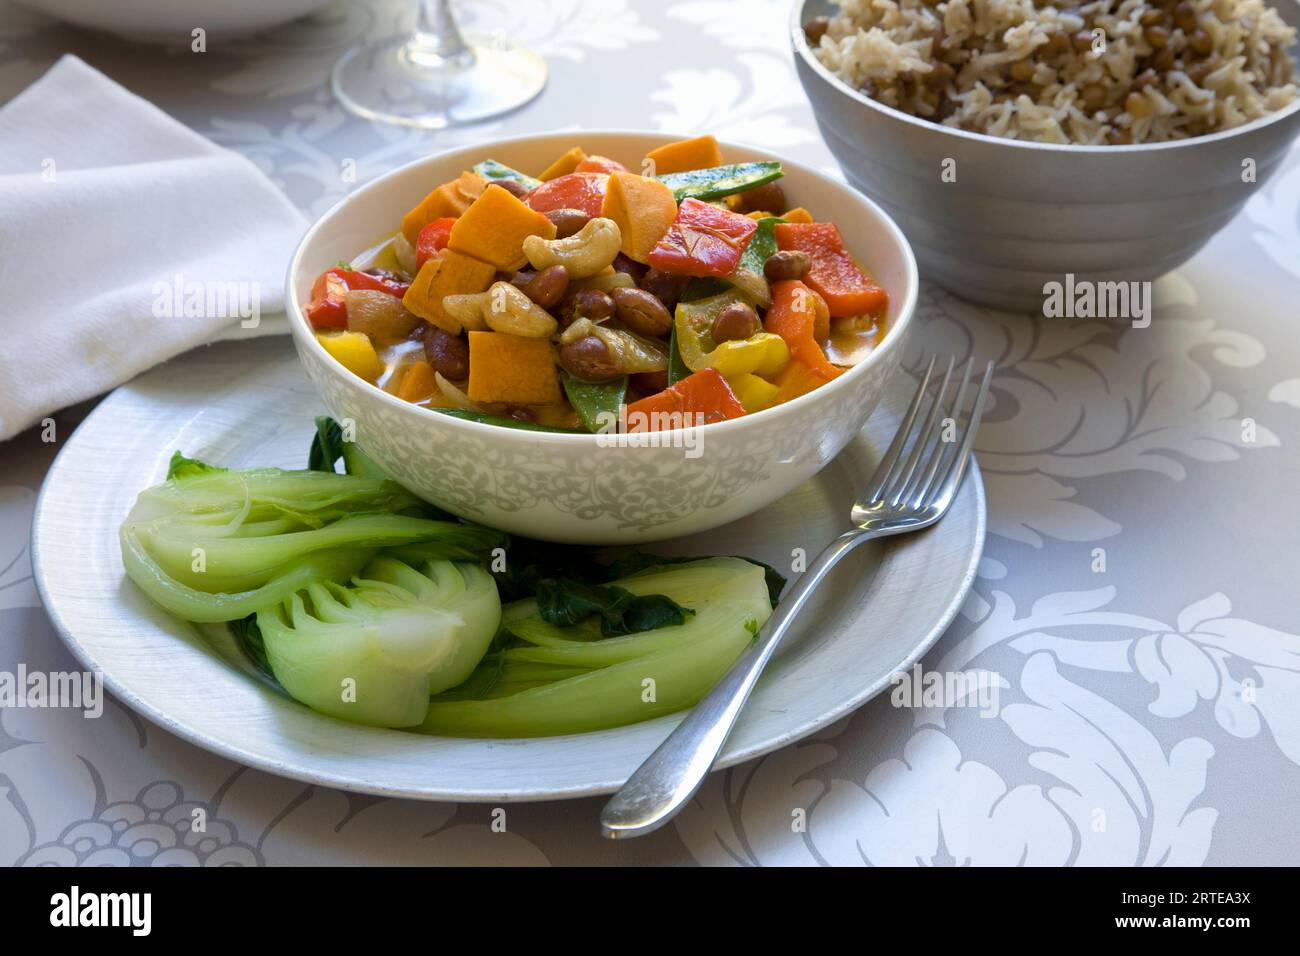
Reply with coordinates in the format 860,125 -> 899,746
441,292 -> 490,332
482,281 -> 558,338
570,268 -> 636,295
522,217 -> 622,279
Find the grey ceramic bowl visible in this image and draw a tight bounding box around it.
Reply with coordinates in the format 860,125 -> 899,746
792,0 -> 1300,311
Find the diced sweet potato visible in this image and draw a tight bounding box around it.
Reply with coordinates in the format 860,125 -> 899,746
449,186 -> 557,271
402,250 -> 496,334
644,135 -> 724,176
601,172 -> 678,264
575,154 -> 629,174
783,207 -> 814,224
396,360 -> 437,403
538,146 -> 587,181
772,359 -> 835,404
401,171 -> 488,246
466,331 -> 562,405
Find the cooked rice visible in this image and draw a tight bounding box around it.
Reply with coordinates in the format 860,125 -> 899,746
812,0 -> 1299,143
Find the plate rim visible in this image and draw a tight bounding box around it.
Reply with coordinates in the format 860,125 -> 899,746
31,347 -> 985,803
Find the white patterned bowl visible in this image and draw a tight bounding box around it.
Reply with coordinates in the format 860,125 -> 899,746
11,0 -> 335,39
792,0 -> 1300,311
286,131 -> 918,545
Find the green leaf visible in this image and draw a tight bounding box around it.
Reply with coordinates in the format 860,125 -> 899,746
562,372 -> 627,433
230,614 -> 275,681
307,416 -> 344,473
533,578 -> 693,637
430,408 -> 584,433
607,551 -> 787,608
667,324 -> 691,386
655,161 -> 783,202
738,215 -> 786,275
166,451 -> 227,481
471,159 -> 542,191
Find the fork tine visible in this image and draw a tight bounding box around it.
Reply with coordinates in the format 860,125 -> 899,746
885,356 -> 954,506
906,356 -> 975,506
862,356 -> 936,502
924,361 -> 993,511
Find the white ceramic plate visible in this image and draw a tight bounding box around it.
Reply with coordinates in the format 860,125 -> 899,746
32,337 -> 984,802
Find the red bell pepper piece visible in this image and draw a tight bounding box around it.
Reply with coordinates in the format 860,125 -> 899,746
625,367 -> 746,430
764,279 -> 842,381
773,222 -> 887,318
415,217 -> 456,268
304,268 -> 410,331
646,198 -> 757,277
524,172 -> 609,218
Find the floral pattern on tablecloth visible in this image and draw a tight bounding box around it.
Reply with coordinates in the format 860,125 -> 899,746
1,0 -> 1298,866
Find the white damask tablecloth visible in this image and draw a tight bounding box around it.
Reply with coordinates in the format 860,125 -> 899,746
2,0 -> 1298,867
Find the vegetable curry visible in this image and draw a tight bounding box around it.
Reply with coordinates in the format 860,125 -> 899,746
304,136 -> 889,433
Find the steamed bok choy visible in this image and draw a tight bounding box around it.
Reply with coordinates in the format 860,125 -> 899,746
119,452 -> 505,728
420,557 -> 773,737
259,558 -> 500,727
120,435 -> 783,737
119,452 -> 503,623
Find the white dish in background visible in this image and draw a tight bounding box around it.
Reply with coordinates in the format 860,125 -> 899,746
287,130 -> 919,545
12,0 -> 335,40
32,337 -> 983,802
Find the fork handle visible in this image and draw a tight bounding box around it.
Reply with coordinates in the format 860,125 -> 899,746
599,530 -> 870,839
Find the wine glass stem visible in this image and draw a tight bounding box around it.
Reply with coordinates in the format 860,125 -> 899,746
409,0 -> 474,69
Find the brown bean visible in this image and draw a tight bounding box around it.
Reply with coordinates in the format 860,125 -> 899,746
559,336 -> 621,382
488,179 -> 530,199
1186,59 -> 1213,83
1107,127 -> 1134,145
422,326 -> 469,381
1040,32 -> 1070,57
638,269 -> 691,313
1071,29 -> 1096,52
732,181 -> 788,215
923,60 -> 955,90
1132,68 -> 1159,90
611,287 -> 673,337
1009,59 -> 1035,82
1081,83 -> 1107,112
611,253 -> 648,284
504,405 -> 537,423
763,250 -> 812,282
711,302 -> 760,344
1153,45 -> 1176,70
1189,28 -> 1212,56
1173,1 -> 1198,31
1140,8 -> 1167,26
804,15 -> 830,44
517,264 -> 570,309
574,289 -> 615,321
632,370 -> 669,394
1146,25 -> 1170,48
545,208 -> 591,239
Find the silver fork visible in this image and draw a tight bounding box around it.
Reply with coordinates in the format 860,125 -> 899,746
600,356 -> 995,839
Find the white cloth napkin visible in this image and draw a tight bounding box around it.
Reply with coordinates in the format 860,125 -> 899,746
0,55 -> 308,441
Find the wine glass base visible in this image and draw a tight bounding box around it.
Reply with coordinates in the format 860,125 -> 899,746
332,31 -> 547,129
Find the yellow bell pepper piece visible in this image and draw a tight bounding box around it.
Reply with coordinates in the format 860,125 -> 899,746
706,332 -> 790,379
316,331 -> 384,383
726,372 -> 780,413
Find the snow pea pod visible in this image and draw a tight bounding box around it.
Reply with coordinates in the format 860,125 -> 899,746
655,161 -> 783,202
